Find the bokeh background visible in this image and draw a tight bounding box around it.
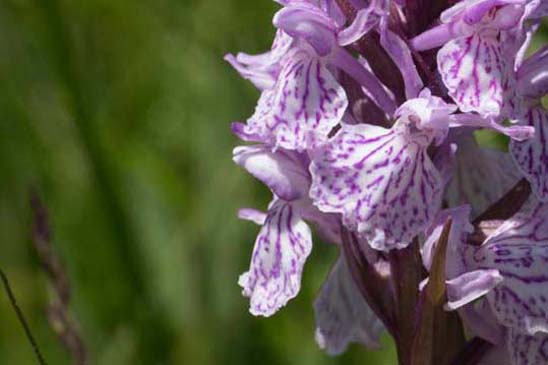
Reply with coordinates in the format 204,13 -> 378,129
0,0 -> 400,364
1,1 -> 546,364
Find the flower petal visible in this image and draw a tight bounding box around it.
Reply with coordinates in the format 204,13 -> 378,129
273,2 -> 337,56
527,0 -> 548,18
238,208 -> 267,225
469,201 -> 548,335
240,200 -> 313,316
310,123 -> 443,250
314,256 -> 384,355
511,108 -> 548,202
438,34 -> 505,117
380,28 -> 423,100
233,145 -> 310,201
507,330 -> 548,365
446,269 -> 503,310
244,50 -> 347,151
422,205 -> 474,275
225,30 -> 293,90
338,6 -> 380,46
460,299 -> 506,345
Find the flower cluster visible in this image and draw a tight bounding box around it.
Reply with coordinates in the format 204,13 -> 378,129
226,0 -> 547,363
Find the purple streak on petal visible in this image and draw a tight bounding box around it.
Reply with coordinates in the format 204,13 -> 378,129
511,108 -> 548,202
468,201 -> 548,335
379,29 -> 423,99
438,34 -> 506,117
314,256 -> 384,355
231,121 -> 267,143
412,0 -> 524,51
463,0 -> 524,27
331,48 -> 396,115
464,0 -> 502,24
244,50 -> 348,151
233,145 -> 310,201
309,121 -> 443,251
440,0 -> 524,24
490,2 -> 526,29
507,330 -> 548,365
240,200 -> 313,316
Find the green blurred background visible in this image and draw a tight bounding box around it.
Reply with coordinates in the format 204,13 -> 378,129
0,0 -> 400,363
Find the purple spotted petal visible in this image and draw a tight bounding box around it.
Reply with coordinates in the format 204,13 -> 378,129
233,145 -> 310,201
507,330 -> 548,365
314,256 -> 384,355
467,201 -> 548,335
309,122 -> 443,250
231,90 -> 276,143
446,133 -> 522,218
239,200 -> 313,316
511,107 -> 548,202
413,0 -> 524,51
438,34 -> 505,117
241,49 -> 347,151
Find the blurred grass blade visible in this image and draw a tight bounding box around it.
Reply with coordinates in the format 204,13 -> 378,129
0,268 -> 47,365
